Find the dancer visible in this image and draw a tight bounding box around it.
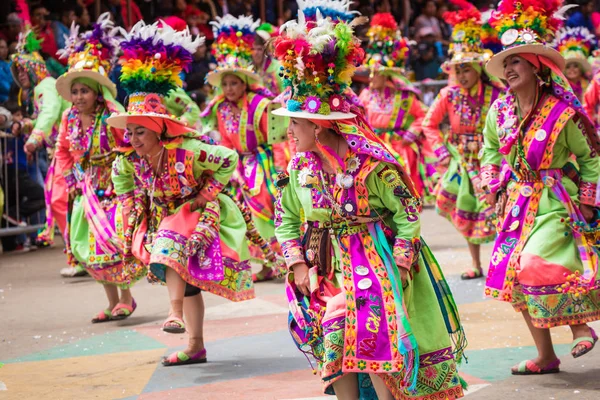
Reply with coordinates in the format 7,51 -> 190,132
10,28 -> 71,256
108,21 -> 255,365
552,26 -> 596,100
253,23 -> 284,95
359,12 -> 435,199
202,15 -> 288,282
274,12 -> 466,399
422,0 -> 503,279
54,14 -> 145,322
482,0 -> 600,375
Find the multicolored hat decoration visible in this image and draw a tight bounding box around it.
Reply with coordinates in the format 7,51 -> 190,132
297,0 -> 358,25
485,0 -> 574,78
55,12 -> 124,101
10,26 -> 49,89
444,0 -> 492,68
106,20 -> 204,131
271,10 -> 365,120
206,15 -> 261,87
552,26 -> 596,73
364,13 -> 410,74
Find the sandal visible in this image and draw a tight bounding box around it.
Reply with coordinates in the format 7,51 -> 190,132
162,348 -> 207,367
162,316 -> 186,334
571,327 -> 598,358
91,309 -> 114,323
110,299 -> 137,320
461,267 -> 483,280
252,268 -> 276,283
512,359 -> 561,375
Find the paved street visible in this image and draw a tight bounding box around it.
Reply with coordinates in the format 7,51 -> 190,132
1,208 -> 599,399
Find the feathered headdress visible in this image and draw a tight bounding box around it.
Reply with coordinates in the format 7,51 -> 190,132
552,26 -> 596,73
271,11 -> 365,120
364,13 -> 409,73
256,22 -> 279,42
206,14 -> 261,87
55,12 -> 124,100
10,26 -> 49,88
485,0 -> 572,78
105,20 -> 204,132
444,0 -> 492,66
297,0 -> 358,26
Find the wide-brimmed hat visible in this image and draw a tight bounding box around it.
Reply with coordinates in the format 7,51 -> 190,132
362,13 -> 409,75
441,0 -> 502,75
270,10 -> 365,120
55,13 -> 122,101
106,20 -> 204,133
205,15 -> 261,87
552,26 -> 596,73
485,0 -> 570,79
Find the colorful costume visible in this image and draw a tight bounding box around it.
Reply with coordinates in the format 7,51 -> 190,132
54,14 -> 145,286
202,15 -> 288,260
482,0 -> 600,328
107,20 -> 255,302
360,13 -> 435,199
11,29 -> 71,241
552,26 -> 596,100
273,13 -> 466,399
422,1 -> 502,245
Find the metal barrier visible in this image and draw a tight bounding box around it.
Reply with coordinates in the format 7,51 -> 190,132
0,132 -> 46,238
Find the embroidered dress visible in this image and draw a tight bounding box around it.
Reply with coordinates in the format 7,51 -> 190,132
481,91 -> 600,328
358,85 -> 436,198
201,92 -> 288,249
55,101 -> 145,286
276,122 -> 465,399
112,137 -> 254,301
422,82 -> 501,244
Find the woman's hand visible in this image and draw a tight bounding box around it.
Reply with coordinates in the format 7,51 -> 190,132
24,141 -> 37,155
580,204 -> 596,223
438,157 -> 450,167
190,193 -> 208,211
292,262 -> 310,297
400,267 -> 410,288
485,193 -> 497,207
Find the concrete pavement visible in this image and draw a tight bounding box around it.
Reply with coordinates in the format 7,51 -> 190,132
1,208 -> 599,399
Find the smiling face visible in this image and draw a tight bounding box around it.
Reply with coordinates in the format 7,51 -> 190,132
503,54 -> 537,92
127,123 -> 161,157
221,73 -> 247,103
565,61 -> 583,81
289,117 -> 319,153
454,63 -> 480,91
71,82 -> 98,114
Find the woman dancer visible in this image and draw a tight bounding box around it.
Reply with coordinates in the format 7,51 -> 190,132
274,12 -> 466,399
108,21 -> 255,365
54,14 -> 145,322
482,0 -> 600,374
422,0 -> 503,279
202,15 -> 288,282
359,12 -> 435,199
10,28 -> 71,260
552,26 -> 596,101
